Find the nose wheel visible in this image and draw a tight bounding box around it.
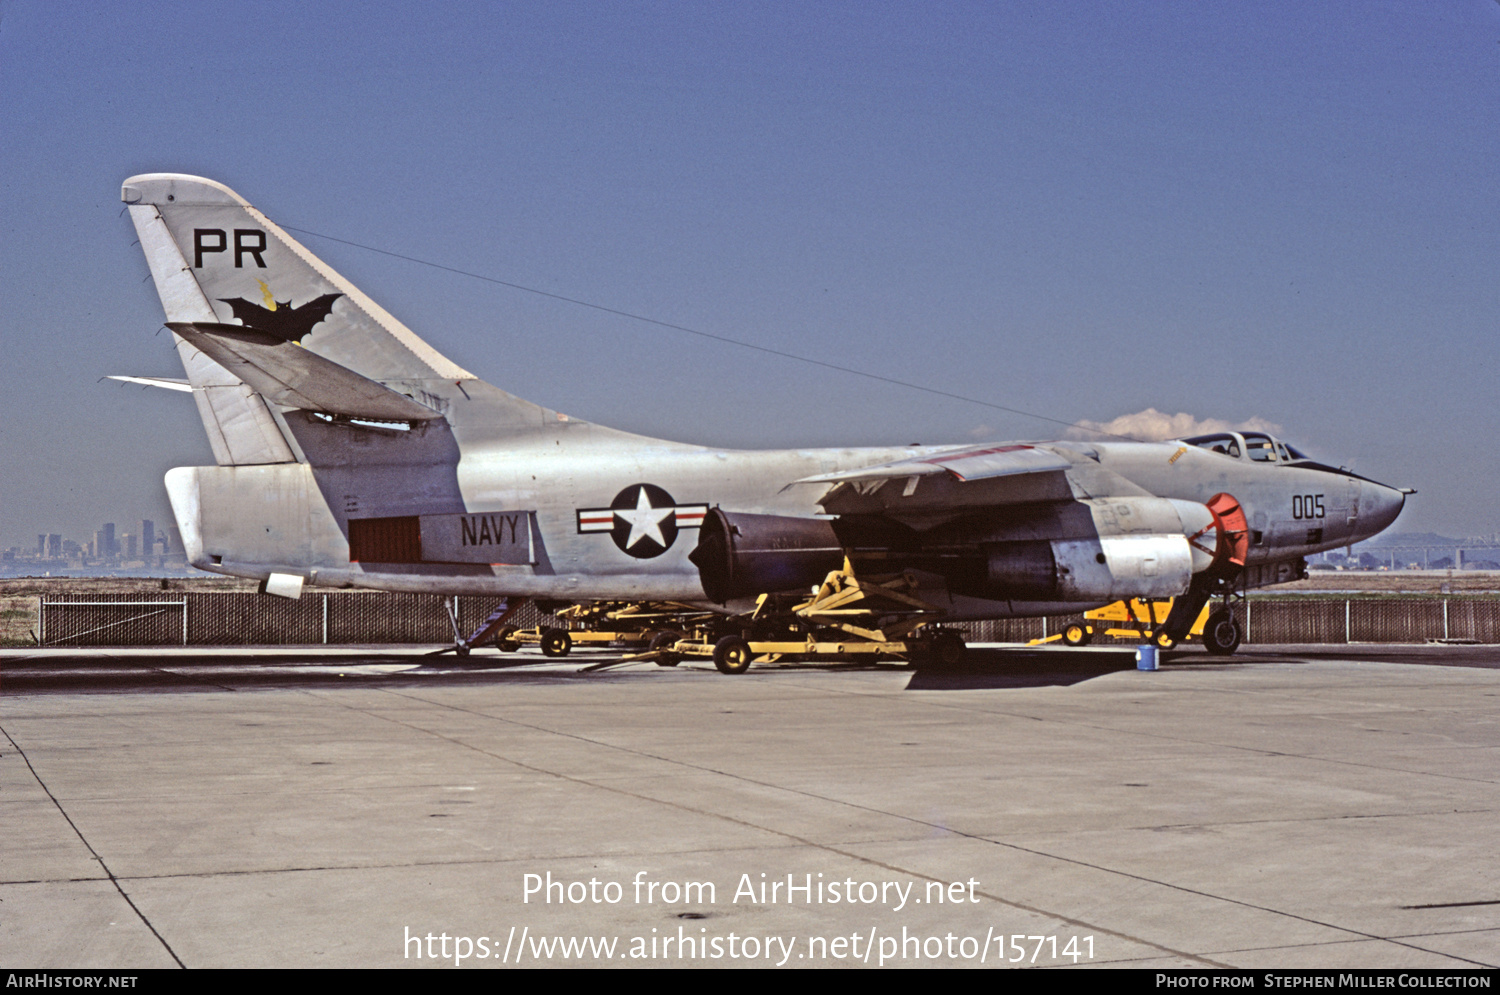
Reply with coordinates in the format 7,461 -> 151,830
1202,607 -> 1242,655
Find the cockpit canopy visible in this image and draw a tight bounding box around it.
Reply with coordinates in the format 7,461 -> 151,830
1182,431 -> 1310,464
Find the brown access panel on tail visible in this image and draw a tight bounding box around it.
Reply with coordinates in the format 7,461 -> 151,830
348,516 -> 421,563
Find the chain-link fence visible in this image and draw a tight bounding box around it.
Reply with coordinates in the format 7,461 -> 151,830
35,593 -> 564,647
1202,599 -> 1500,645
36,599 -> 188,647
25,593 -> 1500,647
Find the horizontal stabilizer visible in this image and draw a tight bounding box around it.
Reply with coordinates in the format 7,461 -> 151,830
796,443 -> 1072,485
167,322 -> 443,422
106,375 -> 192,392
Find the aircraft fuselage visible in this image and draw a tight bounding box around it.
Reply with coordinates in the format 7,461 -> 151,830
122,172 -> 1408,622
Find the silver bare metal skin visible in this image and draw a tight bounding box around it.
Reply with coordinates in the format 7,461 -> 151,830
122,174 -> 1409,620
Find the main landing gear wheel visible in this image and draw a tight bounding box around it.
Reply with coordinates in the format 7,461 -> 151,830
1062,622 -> 1092,647
911,630 -> 968,669
1202,609 -> 1242,656
930,630 -> 967,666
713,635 -> 753,675
649,630 -> 684,667
539,628 -> 573,657
494,626 -> 520,653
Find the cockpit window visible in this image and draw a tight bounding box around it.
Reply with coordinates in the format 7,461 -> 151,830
1184,431 -> 1312,464
1241,432 -> 1279,462
1183,433 -> 1240,458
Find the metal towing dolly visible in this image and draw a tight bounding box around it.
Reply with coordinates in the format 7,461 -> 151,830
629,561 -> 969,675
496,600 -> 722,658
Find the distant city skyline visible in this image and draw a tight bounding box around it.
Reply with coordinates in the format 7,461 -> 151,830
2,517 -> 182,563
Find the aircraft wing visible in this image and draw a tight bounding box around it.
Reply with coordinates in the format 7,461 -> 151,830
167,321 -> 443,422
793,442 -> 1154,518
797,443 -> 1073,484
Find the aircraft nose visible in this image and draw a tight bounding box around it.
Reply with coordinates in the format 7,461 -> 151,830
1359,480 -> 1407,538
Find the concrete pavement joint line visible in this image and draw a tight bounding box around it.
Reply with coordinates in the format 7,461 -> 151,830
23,838 -> 858,884
373,687 -> 1492,969
1388,927 -> 1500,941
1370,940 -> 1498,970
1206,937 -> 1404,956
953,832 -> 1497,969
0,723 -> 185,969
846,690 -> 1500,788
1205,936 -> 1479,961
1144,678 -> 1497,712
1207,935 -> 1497,970
326,688 -> 1230,968
1046,731 -> 1500,788
1137,806 -> 1498,833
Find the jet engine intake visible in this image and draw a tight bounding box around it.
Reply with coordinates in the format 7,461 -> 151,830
690,509 -> 844,603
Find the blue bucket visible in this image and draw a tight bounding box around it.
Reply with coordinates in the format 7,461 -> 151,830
1136,645 -> 1158,671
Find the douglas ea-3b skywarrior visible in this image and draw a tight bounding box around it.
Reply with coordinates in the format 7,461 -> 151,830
116,174 -> 1410,666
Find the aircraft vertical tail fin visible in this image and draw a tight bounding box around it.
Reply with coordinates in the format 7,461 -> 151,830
125,186 -> 299,465
124,174 -> 602,468
122,173 -> 474,383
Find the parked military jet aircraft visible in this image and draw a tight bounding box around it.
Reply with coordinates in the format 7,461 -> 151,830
119,174 -> 1409,654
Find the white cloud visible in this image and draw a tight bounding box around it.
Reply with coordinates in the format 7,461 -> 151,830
1065,408 -> 1283,442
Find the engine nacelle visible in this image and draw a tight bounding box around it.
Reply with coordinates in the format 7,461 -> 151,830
689,509 -> 844,603
691,496 -> 1220,604
948,534 -> 1194,602
1056,534 -> 1194,600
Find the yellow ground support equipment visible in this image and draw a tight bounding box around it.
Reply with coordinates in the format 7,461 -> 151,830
635,561 -> 966,674
499,600 -> 718,658
501,563 -> 968,674
1043,598 -> 1212,649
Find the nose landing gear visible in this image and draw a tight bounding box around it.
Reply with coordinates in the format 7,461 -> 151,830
1201,607 -> 1243,656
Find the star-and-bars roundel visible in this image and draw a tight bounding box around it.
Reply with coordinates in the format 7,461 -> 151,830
576,484 -> 709,559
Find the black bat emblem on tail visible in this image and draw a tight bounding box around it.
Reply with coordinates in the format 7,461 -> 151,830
217,293 -> 343,342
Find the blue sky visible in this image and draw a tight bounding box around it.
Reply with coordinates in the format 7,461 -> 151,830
2,0 -> 1497,547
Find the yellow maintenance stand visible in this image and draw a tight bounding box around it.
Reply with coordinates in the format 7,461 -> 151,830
499,600 -> 719,657
1042,598 -> 1213,650
638,560 -> 965,674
